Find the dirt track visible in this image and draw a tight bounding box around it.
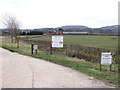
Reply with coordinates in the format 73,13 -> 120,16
1,47 -> 114,88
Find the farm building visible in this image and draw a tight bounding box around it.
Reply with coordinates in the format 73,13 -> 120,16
63,32 -> 89,35
43,28 -> 64,35
54,28 -> 64,35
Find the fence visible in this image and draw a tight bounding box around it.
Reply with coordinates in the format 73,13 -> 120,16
20,37 -> 118,63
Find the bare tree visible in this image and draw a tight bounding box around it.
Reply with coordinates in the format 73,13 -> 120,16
3,14 -> 21,48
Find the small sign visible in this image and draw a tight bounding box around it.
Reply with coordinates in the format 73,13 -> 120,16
52,36 -> 63,48
33,45 -> 38,50
101,53 -> 112,65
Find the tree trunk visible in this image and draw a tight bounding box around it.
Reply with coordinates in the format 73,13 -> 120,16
17,40 -> 19,48
11,36 -> 13,42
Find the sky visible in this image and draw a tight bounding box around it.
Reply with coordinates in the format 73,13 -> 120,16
0,0 -> 119,29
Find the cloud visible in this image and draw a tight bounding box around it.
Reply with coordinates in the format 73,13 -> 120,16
0,0 -> 119,29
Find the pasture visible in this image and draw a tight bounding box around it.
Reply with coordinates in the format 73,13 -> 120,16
29,35 -> 118,51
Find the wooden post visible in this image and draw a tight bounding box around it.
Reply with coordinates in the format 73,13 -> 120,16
50,46 -> 52,55
110,64 -> 112,71
100,56 -> 102,71
100,64 -> 102,71
35,49 -> 37,54
31,44 -> 33,54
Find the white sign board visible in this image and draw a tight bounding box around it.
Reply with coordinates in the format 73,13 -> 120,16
52,36 -> 63,48
101,53 -> 112,65
33,45 -> 38,50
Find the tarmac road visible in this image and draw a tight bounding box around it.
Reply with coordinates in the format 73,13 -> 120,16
1,48 -> 114,88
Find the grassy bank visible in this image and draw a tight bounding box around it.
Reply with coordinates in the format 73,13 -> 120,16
1,36 -> 118,87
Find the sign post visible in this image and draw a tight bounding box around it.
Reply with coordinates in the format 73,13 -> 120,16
110,64 -> 112,71
100,52 -> 112,71
52,36 -> 63,48
50,46 -> 52,55
51,36 -> 63,55
33,45 -> 38,54
31,44 -> 33,54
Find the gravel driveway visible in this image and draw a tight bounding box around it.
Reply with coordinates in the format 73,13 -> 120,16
1,48 -> 114,88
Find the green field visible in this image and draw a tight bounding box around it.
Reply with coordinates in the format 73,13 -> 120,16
29,35 -> 118,51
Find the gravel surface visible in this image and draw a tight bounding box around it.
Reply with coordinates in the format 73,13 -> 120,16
1,48 -> 114,88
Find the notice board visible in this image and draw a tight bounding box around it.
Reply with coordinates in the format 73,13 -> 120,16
52,36 -> 63,48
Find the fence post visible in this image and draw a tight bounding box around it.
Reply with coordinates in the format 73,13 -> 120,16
35,49 -> 37,54
31,44 -> 33,54
66,45 -> 68,55
110,64 -> 112,71
100,64 -> 102,71
50,46 -> 52,55
100,56 -> 102,71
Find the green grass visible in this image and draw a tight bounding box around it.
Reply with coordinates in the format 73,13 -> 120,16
29,35 -> 118,51
1,36 -> 118,87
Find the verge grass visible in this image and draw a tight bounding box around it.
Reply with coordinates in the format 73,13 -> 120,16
1,36 -> 118,87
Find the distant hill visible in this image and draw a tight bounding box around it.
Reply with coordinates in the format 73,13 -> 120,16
59,25 -> 91,32
99,25 -> 118,30
1,25 -> 119,35
61,25 -> 89,29
0,28 -> 7,31
94,25 -> 118,34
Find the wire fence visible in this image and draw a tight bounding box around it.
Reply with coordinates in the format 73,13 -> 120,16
20,37 -> 118,64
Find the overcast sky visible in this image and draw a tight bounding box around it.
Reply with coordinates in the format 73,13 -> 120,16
0,0 -> 119,29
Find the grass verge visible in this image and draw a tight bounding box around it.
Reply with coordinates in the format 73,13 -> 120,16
1,37 -> 118,87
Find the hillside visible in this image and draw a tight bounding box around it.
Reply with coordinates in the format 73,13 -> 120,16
59,25 -> 91,32
94,25 -> 118,34
1,25 -> 119,35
